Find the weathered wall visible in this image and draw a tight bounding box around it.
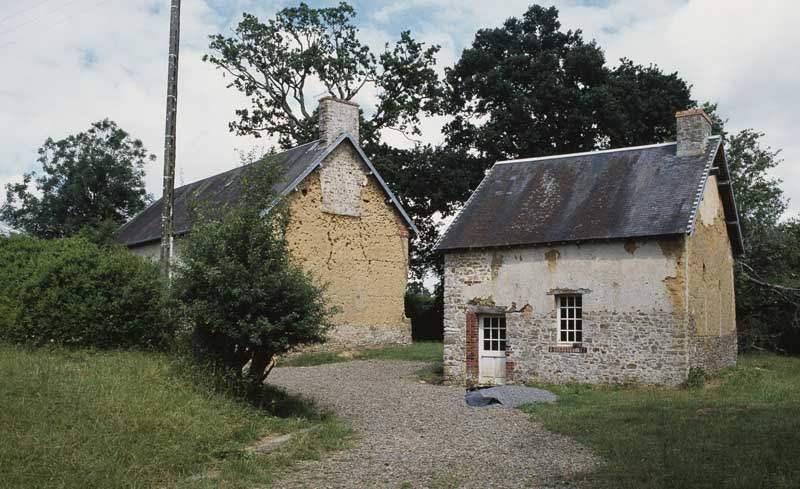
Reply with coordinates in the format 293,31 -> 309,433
443,238 -> 691,386
285,141 -> 411,348
129,141 -> 411,349
686,175 -> 737,371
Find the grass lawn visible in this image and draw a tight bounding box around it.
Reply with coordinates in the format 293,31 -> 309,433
522,354 -> 800,489
0,345 -> 351,489
278,340 -> 443,367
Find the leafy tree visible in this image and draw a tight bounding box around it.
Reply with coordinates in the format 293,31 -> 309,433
444,5 -> 693,164
1,119 -> 153,239
203,1 -> 441,149
172,157 -> 333,398
724,129 -> 800,352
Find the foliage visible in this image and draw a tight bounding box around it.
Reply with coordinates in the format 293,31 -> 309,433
406,281 -> 444,341
720,129 -> 800,352
172,157 -> 333,397
522,354 -> 800,489
1,119 -> 153,239
203,1 -> 441,149
278,341 -> 443,367
0,346 -> 350,489
685,367 -> 706,389
0,235 -> 169,349
444,5 -> 693,163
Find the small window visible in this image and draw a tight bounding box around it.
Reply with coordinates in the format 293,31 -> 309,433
557,295 -> 583,344
481,316 -> 507,351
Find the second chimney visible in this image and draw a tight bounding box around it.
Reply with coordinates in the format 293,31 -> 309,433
676,109 -> 712,157
319,96 -> 360,146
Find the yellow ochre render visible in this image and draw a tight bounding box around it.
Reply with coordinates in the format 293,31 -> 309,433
687,175 -> 736,337
284,142 -> 412,347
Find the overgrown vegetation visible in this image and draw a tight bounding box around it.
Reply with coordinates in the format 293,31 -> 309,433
0,235 -> 168,349
173,157 -> 333,398
0,345 -> 351,489
522,354 -> 800,489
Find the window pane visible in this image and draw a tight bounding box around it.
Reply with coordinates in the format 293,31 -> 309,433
575,331 -> 582,342
499,328 -> 506,340
576,308 -> 582,319
483,317 -> 490,328
499,340 -> 507,350
576,295 -> 582,307
491,328 -> 497,339
484,340 -> 490,350
575,319 -> 582,331
560,331 -> 567,342
500,317 -> 506,328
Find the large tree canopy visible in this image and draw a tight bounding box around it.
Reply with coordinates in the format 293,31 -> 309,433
723,129 -> 800,352
203,1 -> 441,149
444,5 -> 694,164
1,119 -> 153,239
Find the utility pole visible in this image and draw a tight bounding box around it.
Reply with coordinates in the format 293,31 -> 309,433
160,0 -> 181,279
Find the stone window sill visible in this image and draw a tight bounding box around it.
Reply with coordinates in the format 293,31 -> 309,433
548,345 -> 587,353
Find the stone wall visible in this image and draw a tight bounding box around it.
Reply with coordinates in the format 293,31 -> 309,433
443,238 -> 691,386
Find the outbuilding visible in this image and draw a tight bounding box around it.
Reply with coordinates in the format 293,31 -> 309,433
436,109 -> 743,386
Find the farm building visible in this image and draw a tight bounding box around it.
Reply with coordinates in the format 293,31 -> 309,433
117,97 -> 415,348
436,109 -> 743,386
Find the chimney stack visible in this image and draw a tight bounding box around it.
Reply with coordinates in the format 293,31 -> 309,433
318,97 -> 359,146
675,109 -> 712,157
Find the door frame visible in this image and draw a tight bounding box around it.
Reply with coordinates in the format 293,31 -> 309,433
478,314 -> 507,385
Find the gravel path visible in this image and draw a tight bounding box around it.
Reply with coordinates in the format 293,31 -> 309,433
268,360 -> 598,489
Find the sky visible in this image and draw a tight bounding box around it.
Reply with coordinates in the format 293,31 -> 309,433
1,0 -> 799,220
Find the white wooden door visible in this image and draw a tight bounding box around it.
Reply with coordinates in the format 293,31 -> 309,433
479,316 -> 507,385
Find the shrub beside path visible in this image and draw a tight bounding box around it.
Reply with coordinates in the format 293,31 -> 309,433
269,360 -> 597,488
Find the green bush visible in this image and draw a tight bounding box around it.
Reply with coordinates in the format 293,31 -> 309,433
0,235 -> 169,349
173,158 -> 332,399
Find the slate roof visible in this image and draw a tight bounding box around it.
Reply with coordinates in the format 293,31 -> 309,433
116,134 -> 416,247
435,136 -> 744,256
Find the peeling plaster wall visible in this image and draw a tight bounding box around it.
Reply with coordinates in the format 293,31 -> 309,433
443,238 -> 691,386
686,175 -> 737,371
285,143 -> 411,348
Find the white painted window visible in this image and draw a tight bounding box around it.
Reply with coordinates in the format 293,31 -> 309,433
557,295 -> 583,343
482,316 -> 507,352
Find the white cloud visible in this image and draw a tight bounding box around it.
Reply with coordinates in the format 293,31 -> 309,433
2,0 -> 799,220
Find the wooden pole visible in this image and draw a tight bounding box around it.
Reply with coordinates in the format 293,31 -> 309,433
160,0 -> 181,279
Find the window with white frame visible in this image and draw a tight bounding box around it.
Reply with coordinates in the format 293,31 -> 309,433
557,295 -> 583,343
482,316 -> 507,351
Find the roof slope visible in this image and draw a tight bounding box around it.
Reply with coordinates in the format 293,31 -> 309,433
436,136 -> 743,255
117,135 -> 416,247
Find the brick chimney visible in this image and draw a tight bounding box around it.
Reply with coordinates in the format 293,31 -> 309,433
318,96 -> 359,146
676,109 -> 712,157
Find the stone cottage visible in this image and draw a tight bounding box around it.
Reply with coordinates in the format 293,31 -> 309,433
117,97 -> 415,347
436,109 -> 743,386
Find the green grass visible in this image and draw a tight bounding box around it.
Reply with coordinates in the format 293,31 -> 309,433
278,341 -> 443,367
521,354 -> 800,489
0,345 -> 351,489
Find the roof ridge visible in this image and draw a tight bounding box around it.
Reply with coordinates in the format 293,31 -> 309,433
494,135 -> 724,166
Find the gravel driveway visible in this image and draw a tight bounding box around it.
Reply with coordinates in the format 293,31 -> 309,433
268,360 -> 598,489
